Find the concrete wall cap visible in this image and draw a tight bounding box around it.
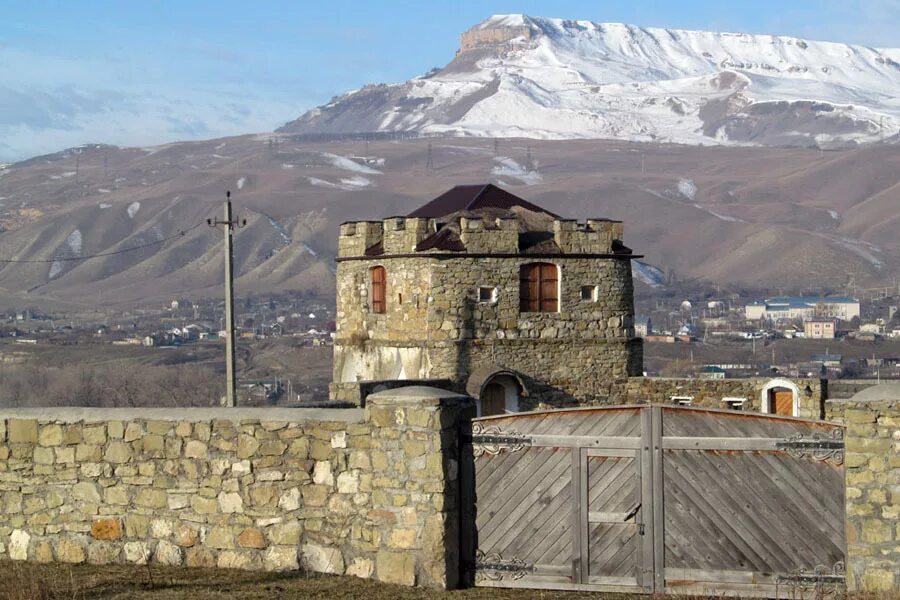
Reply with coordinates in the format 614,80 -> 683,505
0,407 -> 365,424
367,386 -> 472,406
844,382 -> 900,403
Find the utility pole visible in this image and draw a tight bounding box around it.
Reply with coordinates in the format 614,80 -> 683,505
425,143 -> 434,174
207,191 -> 246,407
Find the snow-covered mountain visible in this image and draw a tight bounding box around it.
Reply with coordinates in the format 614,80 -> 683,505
280,14 -> 900,146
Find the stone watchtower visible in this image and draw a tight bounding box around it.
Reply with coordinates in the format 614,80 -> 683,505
330,184 -> 642,413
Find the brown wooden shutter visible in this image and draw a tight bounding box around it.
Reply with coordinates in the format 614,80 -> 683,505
519,264 -> 539,312
371,266 -> 386,314
540,263 -> 558,312
520,263 -> 558,313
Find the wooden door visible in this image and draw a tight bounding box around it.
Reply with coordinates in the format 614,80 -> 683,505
770,389 -> 793,416
582,448 -> 648,591
481,383 -> 506,416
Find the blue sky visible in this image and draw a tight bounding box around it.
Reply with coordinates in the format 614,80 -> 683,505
1,0 -> 898,161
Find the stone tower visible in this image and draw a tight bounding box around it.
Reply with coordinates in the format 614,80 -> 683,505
330,184 -> 642,412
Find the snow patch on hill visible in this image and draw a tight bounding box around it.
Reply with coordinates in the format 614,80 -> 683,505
492,157 -> 542,184
633,260 -> 665,287
127,202 -> 141,219
677,179 -> 697,200
49,229 -> 83,280
321,153 -> 382,174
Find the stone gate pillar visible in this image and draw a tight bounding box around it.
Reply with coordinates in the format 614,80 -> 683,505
365,386 -> 474,589
842,384 -> 900,592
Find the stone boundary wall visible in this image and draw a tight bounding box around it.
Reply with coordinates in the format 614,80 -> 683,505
835,385 -> 900,592
0,389 -> 472,589
624,376 -> 825,419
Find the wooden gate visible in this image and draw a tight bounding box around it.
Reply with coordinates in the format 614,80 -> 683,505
460,405 -> 846,598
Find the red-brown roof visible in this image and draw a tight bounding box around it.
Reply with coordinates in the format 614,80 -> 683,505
407,184 -> 559,219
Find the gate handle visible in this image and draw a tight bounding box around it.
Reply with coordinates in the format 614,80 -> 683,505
623,503 -> 641,522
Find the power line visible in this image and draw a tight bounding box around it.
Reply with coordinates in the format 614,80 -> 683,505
0,222 -> 205,264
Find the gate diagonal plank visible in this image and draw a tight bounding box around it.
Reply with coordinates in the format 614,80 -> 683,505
757,452 -> 844,527
669,451 -> 808,571
588,457 -> 636,512
664,466 -> 762,571
502,474 -> 574,564
475,442 -> 526,490
477,448 -> 570,545
665,453 -> 782,571
476,449 -> 562,543
589,523 -> 636,577
476,439 -> 555,498
496,477 -> 573,564
587,409 -> 641,438
688,451 -> 824,569
663,480 -> 748,570
729,452 -> 844,561
662,409 -> 812,439
476,444 -> 543,502
478,449 -> 572,552
711,450 -> 842,562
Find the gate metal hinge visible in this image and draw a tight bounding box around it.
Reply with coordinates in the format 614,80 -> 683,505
776,562 -> 846,598
467,423 -> 531,457
471,550 -> 533,582
775,427 -> 844,464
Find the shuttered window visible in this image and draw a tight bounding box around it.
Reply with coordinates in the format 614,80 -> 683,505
370,266 -> 386,314
519,262 -> 558,313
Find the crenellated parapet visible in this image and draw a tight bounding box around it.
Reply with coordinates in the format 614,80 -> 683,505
553,219 -> 622,254
458,217 -> 518,253
338,215 -> 625,258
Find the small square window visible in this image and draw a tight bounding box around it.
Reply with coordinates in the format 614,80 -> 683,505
478,286 -> 498,304
581,285 -> 597,302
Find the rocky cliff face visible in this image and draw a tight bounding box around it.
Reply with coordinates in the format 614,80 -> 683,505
279,14 -> 900,147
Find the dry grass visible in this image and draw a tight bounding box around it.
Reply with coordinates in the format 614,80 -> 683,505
1,561 -> 898,600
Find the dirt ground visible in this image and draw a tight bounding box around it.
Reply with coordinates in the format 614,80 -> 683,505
1,561 -> 897,600
0,561 -> 629,600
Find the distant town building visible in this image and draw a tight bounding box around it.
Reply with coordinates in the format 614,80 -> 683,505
804,319 -> 836,339
634,315 -> 652,338
745,296 -> 859,322
699,366 -> 726,380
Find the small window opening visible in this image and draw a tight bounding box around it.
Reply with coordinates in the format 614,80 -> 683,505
723,397 -> 747,411
478,286 -> 499,304
580,285 -> 598,302
671,395 -> 693,406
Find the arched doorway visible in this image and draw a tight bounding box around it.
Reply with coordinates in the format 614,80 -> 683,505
480,382 -> 506,417
466,365 -> 527,417
760,378 -> 799,417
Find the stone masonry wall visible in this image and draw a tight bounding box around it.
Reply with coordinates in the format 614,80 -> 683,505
835,387 -> 900,592
624,376 -> 825,419
0,388 -> 472,589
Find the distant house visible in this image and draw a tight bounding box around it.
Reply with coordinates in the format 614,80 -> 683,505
645,334 -> 676,343
634,316 -> 652,337
699,366 -> 726,380
811,353 -> 843,368
804,319 -> 836,339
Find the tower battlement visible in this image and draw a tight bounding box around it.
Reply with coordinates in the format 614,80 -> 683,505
338,215 -> 626,257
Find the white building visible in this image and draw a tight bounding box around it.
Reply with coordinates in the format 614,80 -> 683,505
745,296 -> 860,322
